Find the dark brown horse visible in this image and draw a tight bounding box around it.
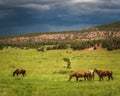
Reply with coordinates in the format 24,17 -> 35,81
94,69 -> 113,81
86,72 -> 92,80
13,69 -> 26,77
68,71 -> 88,81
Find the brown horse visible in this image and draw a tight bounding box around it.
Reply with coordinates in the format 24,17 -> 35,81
94,69 -> 113,81
86,72 -> 92,80
13,69 -> 26,77
68,71 -> 88,81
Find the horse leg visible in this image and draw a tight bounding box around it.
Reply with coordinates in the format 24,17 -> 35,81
90,74 -> 92,80
76,77 -> 79,81
68,75 -> 72,81
24,71 -> 26,76
107,76 -> 110,81
84,76 -> 86,81
89,76 -> 92,80
87,75 -> 90,80
93,74 -> 95,80
88,75 -> 91,80
111,75 -> 113,80
89,75 -> 91,80
22,73 -> 24,77
101,76 -> 104,81
13,72 -> 15,77
99,76 -> 101,81
17,73 -> 19,76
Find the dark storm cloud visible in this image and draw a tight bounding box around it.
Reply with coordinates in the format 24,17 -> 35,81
0,0 -> 120,36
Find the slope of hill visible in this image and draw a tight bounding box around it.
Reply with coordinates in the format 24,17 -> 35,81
0,21 -> 120,51
94,21 -> 120,31
0,21 -> 120,43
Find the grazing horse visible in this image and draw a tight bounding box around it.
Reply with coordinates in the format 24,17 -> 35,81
13,69 -> 26,77
94,69 -> 113,81
68,71 -> 88,81
88,68 -> 95,80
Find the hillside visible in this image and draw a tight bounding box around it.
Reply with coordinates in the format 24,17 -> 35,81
94,21 -> 120,31
0,21 -> 120,51
0,21 -> 120,42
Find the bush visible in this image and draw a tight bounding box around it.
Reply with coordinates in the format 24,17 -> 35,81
93,46 -> 97,50
0,44 -> 4,50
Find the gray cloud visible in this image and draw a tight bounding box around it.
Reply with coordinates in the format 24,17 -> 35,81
0,0 -> 120,36
20,4 -> 51,10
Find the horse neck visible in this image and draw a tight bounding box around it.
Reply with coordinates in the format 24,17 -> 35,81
68,74 -> 73,81
95,70 -> 100,74
70,74 -> 75,78
70,73 -> 76,78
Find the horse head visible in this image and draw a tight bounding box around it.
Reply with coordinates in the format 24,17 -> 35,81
93,68 -> 98,72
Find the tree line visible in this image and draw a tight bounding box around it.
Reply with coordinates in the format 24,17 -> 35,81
0,37 -> 120,51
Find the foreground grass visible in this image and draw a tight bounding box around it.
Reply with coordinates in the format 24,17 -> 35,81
0,47 -> 120,96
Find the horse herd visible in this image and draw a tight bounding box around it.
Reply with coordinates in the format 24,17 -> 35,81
68,68 -> 113,81
13,68 -> 113,81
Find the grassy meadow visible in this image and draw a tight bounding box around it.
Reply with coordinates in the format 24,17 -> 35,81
0,47 -> 120,96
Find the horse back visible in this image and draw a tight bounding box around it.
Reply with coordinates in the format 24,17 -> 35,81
14,69 -> 19,72
99,70 -> 112,76
85,72 -> 91,77
21,69 -> 26,74
14,69 -> 26,74
76,71 -> 86,77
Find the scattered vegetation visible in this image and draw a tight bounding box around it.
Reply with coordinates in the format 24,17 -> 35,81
63,58 -> 71,69
0,37 -> 120,51
0,21 -> 120,51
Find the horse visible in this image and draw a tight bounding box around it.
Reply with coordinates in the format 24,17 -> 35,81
94,69 -> 113,81
68,71 -> 88,81
13,69 -> 26,77
88,68 -> 95,80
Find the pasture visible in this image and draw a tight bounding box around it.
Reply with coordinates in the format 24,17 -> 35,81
0,47 -> 120,96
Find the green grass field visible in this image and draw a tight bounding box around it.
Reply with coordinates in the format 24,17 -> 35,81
0,47 -> 120,96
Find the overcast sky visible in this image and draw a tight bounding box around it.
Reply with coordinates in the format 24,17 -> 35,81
0,0 -> 120,36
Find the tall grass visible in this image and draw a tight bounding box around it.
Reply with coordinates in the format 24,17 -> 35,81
0,47 -> 120,96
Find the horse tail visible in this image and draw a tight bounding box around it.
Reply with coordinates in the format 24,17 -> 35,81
24,70 -> 26,76
109,71 -> 113,75
110,71 -> 113,76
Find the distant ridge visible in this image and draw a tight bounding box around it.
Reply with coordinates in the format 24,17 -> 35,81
0,21 -> 120,42
93,21 -> 120,31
